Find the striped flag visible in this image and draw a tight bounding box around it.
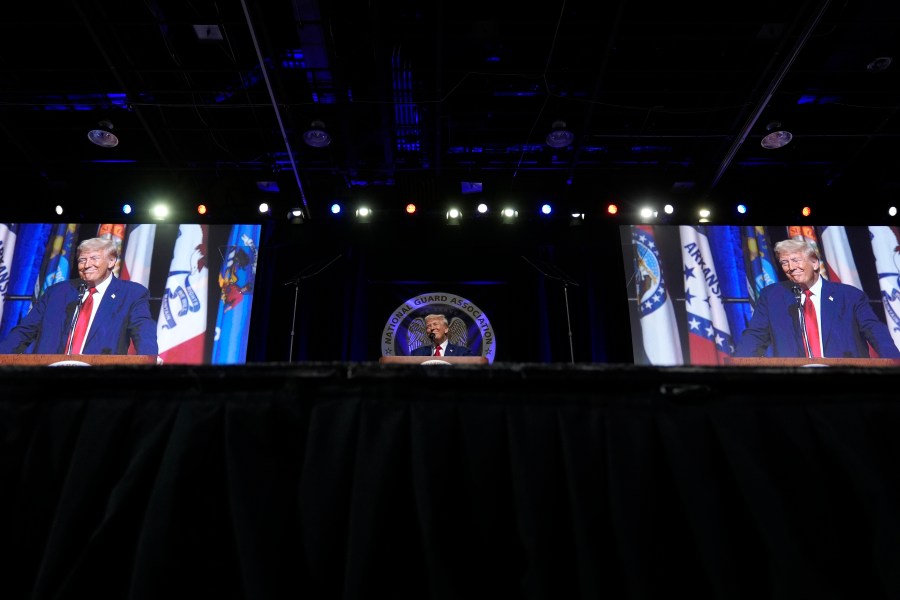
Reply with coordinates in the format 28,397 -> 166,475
629,225 -> 683,365
0,223 -> 17,326
680,225 -> 734,364
120,224 -> 157,287
818,226 -> 862,289
157,224 -> 209,364
868,226 -> 900,351
211,224 -> 261,364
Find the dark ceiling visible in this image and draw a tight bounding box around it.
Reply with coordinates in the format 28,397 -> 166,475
2,0 -> 899,223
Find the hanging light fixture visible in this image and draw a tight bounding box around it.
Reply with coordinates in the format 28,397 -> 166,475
302,120 -> 331,148
760,121 -> 792,149
87,120 -> 119,148
545,120 -> 575,148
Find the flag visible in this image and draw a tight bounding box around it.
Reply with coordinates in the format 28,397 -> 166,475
868,226 -> 900,351
0,224 -> 50,340
120,224 -> 157,286
36,224 -> 79,296
742,225 -> 779,307
0,223 -> 17,326
818,226 -> 862,289
679,225 -> 735,364
629,225 -> 683,365
97,223 -> 126,278
211,224 -> 261,364
157,224 -> 209,364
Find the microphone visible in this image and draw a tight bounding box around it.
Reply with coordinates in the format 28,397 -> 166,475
790,284 -> 802,300
428,332 -> 436,341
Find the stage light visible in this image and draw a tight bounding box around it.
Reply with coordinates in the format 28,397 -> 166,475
540,204 -> 552,215
640,207 -> 655,219
889,206 -> 898,217
606,204 -> 618,215
356,206 -> 372,220
446,208 -> 462,225
736,204 -> 748,214
476,203 -> 489,214
151,204 -> 169,220
330,203 -> 342,215
258,202 -> 270,214
121,204 -> 132,215
197,204 -> 208,215
406,203 -> 417,215
698,208 -> 711,219
663,204 -> 674,215
87,120 -> 119,148
303,120 -> 332,147
500,207 -> 518,223
802,206 -> 812,217
761,121 -> 792,149
55,205 -> 63,216
287,208 -> 305,224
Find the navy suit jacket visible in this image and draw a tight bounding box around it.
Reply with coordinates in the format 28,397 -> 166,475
0,277 -> 158,355
734,279 -> 900,358
410,343 -> 474,357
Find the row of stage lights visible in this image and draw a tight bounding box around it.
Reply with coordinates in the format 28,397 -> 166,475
47,200 -> 900,222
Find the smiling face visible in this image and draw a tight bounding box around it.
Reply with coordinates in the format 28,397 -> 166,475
77,247 -> 116,286
778,250 -> 820,289
425,316 -> 449,345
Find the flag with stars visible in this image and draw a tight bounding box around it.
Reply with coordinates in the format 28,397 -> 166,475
680,225 -> 734,365
630,225 -> 683,365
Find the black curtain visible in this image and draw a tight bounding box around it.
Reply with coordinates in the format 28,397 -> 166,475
3,364 -> 900,599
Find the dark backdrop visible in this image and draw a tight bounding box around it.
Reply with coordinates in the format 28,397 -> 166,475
247,218 -> 633,364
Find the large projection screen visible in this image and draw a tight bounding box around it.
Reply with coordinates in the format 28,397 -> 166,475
621,224 -> 900,366
0,222 -> 261,364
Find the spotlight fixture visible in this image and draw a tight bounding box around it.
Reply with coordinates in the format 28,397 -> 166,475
545,120 -> 575,148
303,120 -> 332,148
87,120 -> 119,148
867,56 -> 892,73
760,121 -> 792,149
287,208 -> 305,224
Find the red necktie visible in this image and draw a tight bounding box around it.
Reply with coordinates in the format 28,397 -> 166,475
803,289 -> 821,358
67,287 -> 97,354
433,344 -> 442,357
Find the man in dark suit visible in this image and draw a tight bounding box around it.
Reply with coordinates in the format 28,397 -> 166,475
735,238 -> 900,359
410,313 -> 474,357
0,236 -> 158,356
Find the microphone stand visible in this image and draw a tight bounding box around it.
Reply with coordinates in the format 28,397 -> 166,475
792,285 -> 814,359
66,282 -> 88,355
522,255 -> 579,365
283,254 -> 342,362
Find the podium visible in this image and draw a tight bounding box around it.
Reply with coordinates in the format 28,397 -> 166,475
724,357 -> 900,368
0,354 -> 158,367
379,356 -> 488,365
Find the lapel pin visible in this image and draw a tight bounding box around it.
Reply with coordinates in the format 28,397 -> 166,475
111,294 -> 116,299
828,296 -> 833,301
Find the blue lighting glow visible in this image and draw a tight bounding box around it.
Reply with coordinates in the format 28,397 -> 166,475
330,203 -> 342,215
540,204 -> 552,215
736,204 -> 748,214
122,204 -> 132,215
